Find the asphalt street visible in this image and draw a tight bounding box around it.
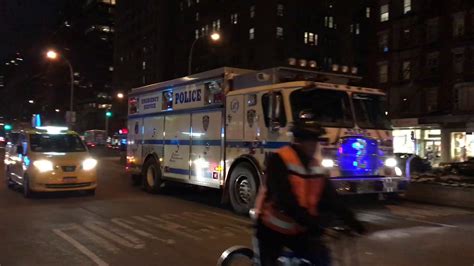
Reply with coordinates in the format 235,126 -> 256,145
0,149 -> 473,266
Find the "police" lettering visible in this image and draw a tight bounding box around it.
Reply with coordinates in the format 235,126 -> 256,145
174,89 -> 202,105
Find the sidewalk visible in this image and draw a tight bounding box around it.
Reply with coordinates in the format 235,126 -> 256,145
405,173 -> 474,209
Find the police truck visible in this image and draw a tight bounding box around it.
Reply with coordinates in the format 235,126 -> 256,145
126,67 -> 407,214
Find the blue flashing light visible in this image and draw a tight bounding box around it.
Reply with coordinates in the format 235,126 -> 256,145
338,137 -> 379,176
35,114 -> 42,128
24,156 -> 30,167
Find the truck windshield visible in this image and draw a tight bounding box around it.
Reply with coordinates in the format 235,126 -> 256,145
352,93 -> 391,129
290,88 -> 354,128
30,134 -> 87,152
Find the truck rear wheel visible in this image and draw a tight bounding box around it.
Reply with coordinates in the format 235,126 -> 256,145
228,162 -> 258,215
142,159 -> 163,194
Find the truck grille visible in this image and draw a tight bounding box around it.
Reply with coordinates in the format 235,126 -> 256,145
337,137 -> 381,176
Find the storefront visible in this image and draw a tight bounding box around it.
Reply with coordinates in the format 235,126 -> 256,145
392,128 -> 442,166
393,117 -> 474,165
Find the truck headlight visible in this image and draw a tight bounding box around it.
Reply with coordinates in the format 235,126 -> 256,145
384,158 -> 397,168
395,167 -> 403,176
82,158 -> 98,171
321,159 -> 335,168
33,160 -> 54,172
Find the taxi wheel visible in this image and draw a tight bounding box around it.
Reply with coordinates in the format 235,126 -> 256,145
229,162 -> 258,215
142,159 -> 163,194
5,167 -> 13,189
23,175 -> 34,198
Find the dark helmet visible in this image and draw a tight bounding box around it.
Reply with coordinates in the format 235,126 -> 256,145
290,110 -> 326,140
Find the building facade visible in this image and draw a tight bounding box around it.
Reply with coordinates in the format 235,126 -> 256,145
370,0 -> 474,163
114,0 -> 373,89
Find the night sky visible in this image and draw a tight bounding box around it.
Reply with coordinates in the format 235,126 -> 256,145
0,0 -> 72,60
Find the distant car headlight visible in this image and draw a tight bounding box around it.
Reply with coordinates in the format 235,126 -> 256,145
321,159 -> 335,168
385,158 -> 397,168
82,158 -> 98,171
33,160 -> 54,172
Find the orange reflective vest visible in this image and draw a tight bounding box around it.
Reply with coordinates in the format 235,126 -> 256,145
255,145 -> 327,235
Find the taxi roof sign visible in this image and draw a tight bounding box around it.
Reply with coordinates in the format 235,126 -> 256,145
36,126 -> 69,134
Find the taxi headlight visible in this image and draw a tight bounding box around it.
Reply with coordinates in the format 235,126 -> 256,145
395,166 -> 403,176
321,159 -> 335,168
385,158 -> 397,168
82,158 -> 98,171
33,160 -> 54,172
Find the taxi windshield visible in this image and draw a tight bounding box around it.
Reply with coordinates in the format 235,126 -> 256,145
30,134 -> 87,152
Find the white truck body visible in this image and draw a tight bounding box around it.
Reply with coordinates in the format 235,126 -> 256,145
126,67 -> 407,212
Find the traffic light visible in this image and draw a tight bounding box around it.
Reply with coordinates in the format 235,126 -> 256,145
4,124 -> 12,131
106,111 -> 112,118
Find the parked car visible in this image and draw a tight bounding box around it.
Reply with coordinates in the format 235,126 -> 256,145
440,158 -> 474,176
394,153 -> 432,175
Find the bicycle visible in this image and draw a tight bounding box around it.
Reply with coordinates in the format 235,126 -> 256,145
217,211 -> 360,266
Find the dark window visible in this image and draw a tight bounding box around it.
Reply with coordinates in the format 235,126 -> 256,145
353,93 -> 391,129
262,92 -> 287,127
30,134 -> 86,153
290,88 -> 353,128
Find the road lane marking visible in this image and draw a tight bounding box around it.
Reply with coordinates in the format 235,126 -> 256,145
202,210 -> 252,225
84,221 -> 145,249
53,228 -> 109,266
181,212 -> 245,235
55,224 -> 120,253
138,215 -> 202,241
111,218 -> 175,244
404,218 -> 458,228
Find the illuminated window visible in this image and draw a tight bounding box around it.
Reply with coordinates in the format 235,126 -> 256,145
276,27 -> 284,39
355,23 -> 360,35
231,13 -> 238,24
277,4 -> 284,16
378,31 -> 389,52
402,61 -> 411,80
195,29 -> 199,39
380,4 -> 389,22
249,28 -> 255,39
403,0 -> 411,14
304,32 -> 318,45
250,5 -> 255,18
366,7 -> 371,18
328,16 -> 334,28
196,12 -> 199,21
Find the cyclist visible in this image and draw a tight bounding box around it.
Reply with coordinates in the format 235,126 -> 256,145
254,113 -> 366,266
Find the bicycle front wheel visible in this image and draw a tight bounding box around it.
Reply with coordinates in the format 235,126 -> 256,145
217,246 -> 254,266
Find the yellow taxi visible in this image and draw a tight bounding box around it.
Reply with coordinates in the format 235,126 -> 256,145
4,126 -> 98,197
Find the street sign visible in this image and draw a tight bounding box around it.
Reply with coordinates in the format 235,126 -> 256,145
65,111 -> 76,124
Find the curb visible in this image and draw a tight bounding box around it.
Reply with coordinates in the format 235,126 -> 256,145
405,183 -> 474,209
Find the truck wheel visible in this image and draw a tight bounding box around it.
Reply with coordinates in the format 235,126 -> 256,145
142,159 -> 163,194
229,162 -> 258,215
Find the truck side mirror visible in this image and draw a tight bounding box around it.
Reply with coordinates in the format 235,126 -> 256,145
267,92 -> 282,132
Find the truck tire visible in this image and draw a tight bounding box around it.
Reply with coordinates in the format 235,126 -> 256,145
228,162 -> 258,215
142,159 -> 163,194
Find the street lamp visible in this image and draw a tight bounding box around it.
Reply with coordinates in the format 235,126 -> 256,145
28,100 -> 34,104
117,92 -> 124,99
188,32 -> 221,75
45,50 -> 75,115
